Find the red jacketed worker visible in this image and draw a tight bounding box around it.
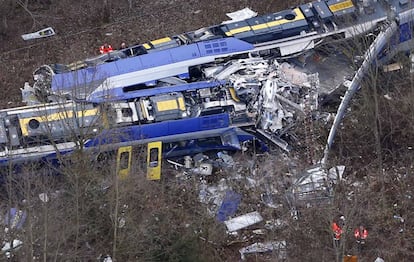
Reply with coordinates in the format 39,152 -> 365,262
99,43 -> 113,54
332,221 -> 343,241
354,225 -> 368,244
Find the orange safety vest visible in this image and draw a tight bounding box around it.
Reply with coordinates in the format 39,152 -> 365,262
332,222 -> 343,240
354,227 -> 368,240
99,44 -> 113,54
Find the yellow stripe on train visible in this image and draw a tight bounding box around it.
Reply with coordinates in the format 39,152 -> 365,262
267,8 -> 305,28
328,0 -> 354,13
19,108 -> 98,136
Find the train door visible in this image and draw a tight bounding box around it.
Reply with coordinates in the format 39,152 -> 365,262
116,146 -> 132,180
147,141 -> 162,180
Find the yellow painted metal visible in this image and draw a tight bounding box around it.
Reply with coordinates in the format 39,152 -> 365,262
151,37 -> 172,45
156,99 -> 179,111
267,8 -> 305,28
227,26 -> 251,36
67,60 -> 87,71
329,0 -> 354,13
116,146 -> 133,180
147,141 -> 162,180
251,23 -> 268,31
177,97 -> 185,111
229,87 -> 240,102
19,108 -> 98,136
140,101 -> 149,119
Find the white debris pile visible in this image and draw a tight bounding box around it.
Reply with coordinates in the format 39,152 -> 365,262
187,150 -> 346,260
291,165 -> 345,206
199,178 -> 231,216
239,241 -> 287,260
206,57 -> 320,150
254,61 -> 319,143
1,239 -> 23,259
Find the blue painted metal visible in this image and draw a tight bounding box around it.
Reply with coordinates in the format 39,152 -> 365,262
84,113 -> 231,147
87,80 -> 227,103
399,22 -> 412,43
5,208 -> 27,230
51,38 -> 254,95
217,191 -> 242,222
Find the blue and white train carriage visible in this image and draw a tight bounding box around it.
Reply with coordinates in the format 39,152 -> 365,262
27,0 -> 373,104
3,0 -> 414,175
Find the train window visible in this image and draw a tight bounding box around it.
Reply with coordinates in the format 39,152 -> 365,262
123,83 -> 150,93
119,151 -> 130,170
149,148 -> 159,167
121,108 -> 133,117
285,13 -> 296,20
147,141 -> 162,180
28,119 -> 40,129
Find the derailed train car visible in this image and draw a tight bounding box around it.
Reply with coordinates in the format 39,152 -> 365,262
0,85 -> 264,169
26,0 -> 385,105
2,0 -> 413,175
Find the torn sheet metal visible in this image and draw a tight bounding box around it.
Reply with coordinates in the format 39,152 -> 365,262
217,151 -> 235,167
205,57 -> 319,151
21,82 -> 39,106
199,179 -> 229,216
239,241 -> 287,260
224,211 -> 263,232
291,165 -> 345,204
217,191 -> 241,222
191,163 -> 213,176
21,27 -> 55,40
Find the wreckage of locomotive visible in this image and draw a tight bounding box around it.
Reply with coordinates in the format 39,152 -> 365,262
1,0 -> 414,174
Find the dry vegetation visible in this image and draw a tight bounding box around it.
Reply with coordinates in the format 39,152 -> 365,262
0,0 -> 414,261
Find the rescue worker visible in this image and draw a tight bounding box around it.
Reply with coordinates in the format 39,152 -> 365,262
120,42 -> 127,49
99,43 -> 113,54
120,42 -> 133,56
332,220 -> 343,248
354,225 -> 368,243
354,225 -> 368,252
